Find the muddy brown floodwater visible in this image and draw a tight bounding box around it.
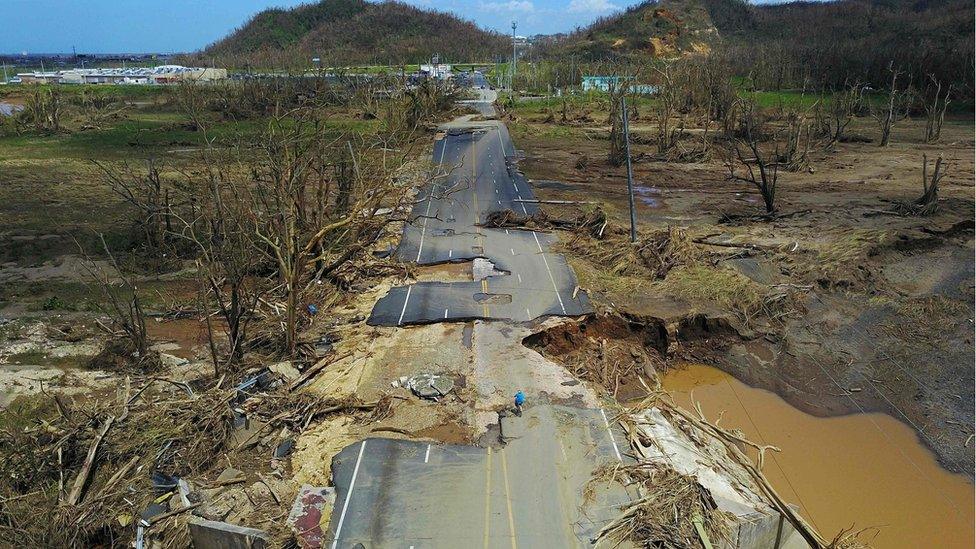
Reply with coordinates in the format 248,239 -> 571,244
663,363 -> 975,549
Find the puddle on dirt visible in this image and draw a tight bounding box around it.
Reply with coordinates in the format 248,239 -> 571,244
146,317 -> 220,360
633,185 -> 664,208
0,102 -> 24,117
662,363 -> 975,549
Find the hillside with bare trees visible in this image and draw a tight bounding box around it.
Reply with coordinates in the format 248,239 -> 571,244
539,0 -> 974,96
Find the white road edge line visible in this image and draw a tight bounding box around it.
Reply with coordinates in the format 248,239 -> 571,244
526,307 -> 531,320
397,285 -> 413,326
532,231 -> 567,314
600,408 -> 623,462
516,273 -> 522,284
331,440 -> 367,549
444,308 -> 449,319
414,141 -> 449,263
425,444 -> 431,463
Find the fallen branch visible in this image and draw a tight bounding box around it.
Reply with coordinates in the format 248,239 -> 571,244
513,199 -> 598,205
67,415 -> 116,505
144,503 -> 202,527
288,351 -> 353,392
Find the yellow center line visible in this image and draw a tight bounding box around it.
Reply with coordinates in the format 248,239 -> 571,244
482,278 -> 490,318
483,446 -> 492,549
500,449 -> 517,549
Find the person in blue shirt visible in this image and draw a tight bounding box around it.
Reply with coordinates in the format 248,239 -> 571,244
514,391 -> 525,416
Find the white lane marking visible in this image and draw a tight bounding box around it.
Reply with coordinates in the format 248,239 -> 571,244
505,229 -> 509,235
397,285 -> 413,326
510,248 -> 515,256
497,126 -> 506,156
600,408 -> 623,462
525,308 -> 531,320
516,273 -> 522,284
495,188 -> 498,194
449,249 -> 453,258
497,200 -> 502,205
444,308 -> 449,319
532,231 -> 567,314
331,441 -> 367,549
415,184 -> 435,262
516,194 -> 528,215
425,444 -> 431,463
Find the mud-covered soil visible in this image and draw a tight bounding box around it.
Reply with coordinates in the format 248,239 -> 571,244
512,112 -> 976,477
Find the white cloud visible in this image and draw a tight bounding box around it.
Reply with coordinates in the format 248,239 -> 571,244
567,0 -> 617,14
481,0 -> 536,12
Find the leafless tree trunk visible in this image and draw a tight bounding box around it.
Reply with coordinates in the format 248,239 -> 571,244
727,105 -> 780,214
814,80 -> 862,148
873,64 -> 905,147
923,75 -> 951,144
890,154 -> 947,216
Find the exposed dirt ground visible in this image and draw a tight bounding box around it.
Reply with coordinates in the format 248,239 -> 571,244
511,112 -> 975,477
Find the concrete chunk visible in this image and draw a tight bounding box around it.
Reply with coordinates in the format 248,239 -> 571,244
188,518 -> 268,549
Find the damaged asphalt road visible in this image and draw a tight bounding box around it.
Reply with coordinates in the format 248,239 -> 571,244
328,89 -> 630,548
327,406 -> 631,549
367,118 -> 591,326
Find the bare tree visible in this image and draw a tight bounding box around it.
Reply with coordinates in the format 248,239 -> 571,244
889,154 -> 947,216
82,235 -> 151,363
923,75 -> 951,144
778,111 -> 812,171
237,114 -> 417,356
726,105 -> 780,214
21,85 -> 63,134
94,159 -> 175,253
814,79 -> 863,147
872,63 -> 909,147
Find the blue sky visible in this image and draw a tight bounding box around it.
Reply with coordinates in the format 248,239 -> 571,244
0,0 -> 791,54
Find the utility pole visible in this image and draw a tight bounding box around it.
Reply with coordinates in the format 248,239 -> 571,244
621,97 -> 637,242
511,20 -> 517,91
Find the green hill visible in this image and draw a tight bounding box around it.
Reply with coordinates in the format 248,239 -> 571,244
192,0 -> 509,68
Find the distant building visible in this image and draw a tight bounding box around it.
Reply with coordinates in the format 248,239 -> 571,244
15,65 -> 228,86
581,75 -> 656,95
419,63 -> 453,80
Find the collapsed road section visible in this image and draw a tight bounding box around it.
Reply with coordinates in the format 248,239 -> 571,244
368,120 -> 591,326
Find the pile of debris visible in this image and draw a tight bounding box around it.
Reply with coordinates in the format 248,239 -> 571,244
0,357 -> 383,547
566,223 -> 704,280
595,398 -> 871,549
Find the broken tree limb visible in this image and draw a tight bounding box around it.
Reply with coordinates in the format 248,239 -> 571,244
692,238 -> 787,252
67,415 -> 115,505
288,351 -> 353,392
144,502 -> 202,527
